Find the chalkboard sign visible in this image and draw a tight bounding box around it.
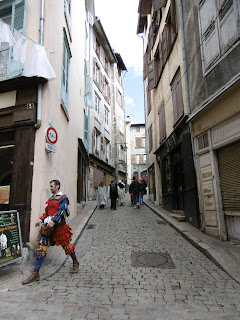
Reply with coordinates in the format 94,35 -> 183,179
0,210 -> 23,268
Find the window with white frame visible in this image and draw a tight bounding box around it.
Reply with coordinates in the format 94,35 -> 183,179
94,130 -> 100,155
95,93 -> 100,121
104,107 -> 109,130
117,89 -> 123,108
198,132 -> 209,151
143,154 -> 147,163
105,140 -> 110,162
143,137 -> 146,148
61,30 -> 71,112
199,0 -> 240,73
136,154 -> 140,164
0,0 -> 28,80
94,62 -> 100,85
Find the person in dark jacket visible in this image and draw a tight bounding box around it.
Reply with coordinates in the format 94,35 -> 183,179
139,179 -> 147,206
129,176 -> 141,208
109,180 -> 118,210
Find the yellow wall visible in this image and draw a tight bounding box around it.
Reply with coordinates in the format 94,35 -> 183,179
192,85 -> 240,137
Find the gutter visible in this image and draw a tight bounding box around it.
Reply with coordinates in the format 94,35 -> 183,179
35,0 -> 45,129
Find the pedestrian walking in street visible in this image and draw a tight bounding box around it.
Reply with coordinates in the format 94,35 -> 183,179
109,180 -> 118,210
129,176 -> 141,209
118,180 -> 125,206
97,181 -> 107,209
139,179 -> 147,206
22,179 -> 79,285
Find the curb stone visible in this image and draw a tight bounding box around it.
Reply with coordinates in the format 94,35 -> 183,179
144,200 -> 240,284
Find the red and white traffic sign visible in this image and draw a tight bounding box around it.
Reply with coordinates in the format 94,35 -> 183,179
46,127 -> 58,144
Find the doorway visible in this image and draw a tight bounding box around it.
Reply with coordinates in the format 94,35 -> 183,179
172,150 -> 184,210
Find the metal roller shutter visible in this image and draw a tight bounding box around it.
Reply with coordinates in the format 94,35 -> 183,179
218,141 -> 240,213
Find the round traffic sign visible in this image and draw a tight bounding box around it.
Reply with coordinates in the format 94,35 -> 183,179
46,127 -> 58,144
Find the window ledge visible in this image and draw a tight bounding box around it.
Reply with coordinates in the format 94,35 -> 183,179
61,100 -> 69,121
173,114 -> 187,129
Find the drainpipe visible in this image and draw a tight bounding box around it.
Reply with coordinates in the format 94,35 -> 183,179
178,0 -> 196,165
35,0 -> 45,129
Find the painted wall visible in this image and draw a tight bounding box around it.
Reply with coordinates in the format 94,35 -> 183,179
29,0 -> 86,244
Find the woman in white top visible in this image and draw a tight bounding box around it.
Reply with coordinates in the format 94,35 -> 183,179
97,181 -> 108,209
118,180 -> 125,206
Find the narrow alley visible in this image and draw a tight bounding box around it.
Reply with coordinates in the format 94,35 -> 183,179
1,201 -> 240,320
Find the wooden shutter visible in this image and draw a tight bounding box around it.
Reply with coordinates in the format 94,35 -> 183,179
136,137 -> 141,148
140,154 -> 144,164
171,69 -> 184,124
148,24 -> 154,50
170,0 -> 177,33
92,128 -> 96,153
143,49 -> 148,80
199,0 -> 220,70
93,32 -> 96,51
148,59 -> 155,90
162,25 -> 168,66
219,0 -> 239,54
159,105 -> 166,141
107,84 -> 111,104
101,136 -> 104,153
84,113 -> 89,151
93,57 -> 96,81
148,125 -> 153,152
131,155 -> 136,164
100,47 -> 105,65
147,88 -> 152,114
153,0 -> 167,12
99,71 -> 103,92
218,141 -> 240,213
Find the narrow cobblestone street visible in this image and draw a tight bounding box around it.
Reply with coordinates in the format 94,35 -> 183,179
1,201 -> 240,320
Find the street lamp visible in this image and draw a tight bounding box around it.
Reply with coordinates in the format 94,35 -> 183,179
116,142 -> 128,151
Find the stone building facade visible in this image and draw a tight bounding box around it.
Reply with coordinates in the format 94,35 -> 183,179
183,0 -> 240,240
126,117 -> 147,185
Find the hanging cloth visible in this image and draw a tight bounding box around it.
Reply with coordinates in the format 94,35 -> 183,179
0,19 -> 16,46
13,30 -> 28,64
22,43 -> 56,80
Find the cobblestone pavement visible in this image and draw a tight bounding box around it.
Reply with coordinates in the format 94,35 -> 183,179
1,201 -> 240,320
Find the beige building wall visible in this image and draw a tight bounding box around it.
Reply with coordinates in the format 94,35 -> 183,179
193,85 -> 240,239
29,0 -> 86,243
144,1 -> 188,205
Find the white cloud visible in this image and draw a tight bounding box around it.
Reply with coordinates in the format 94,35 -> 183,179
94,0 -> 143,77
125,96 -> 136,106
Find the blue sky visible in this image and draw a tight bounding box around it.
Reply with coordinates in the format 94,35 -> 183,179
124,68 -> 145,124
94,0 -> 145,124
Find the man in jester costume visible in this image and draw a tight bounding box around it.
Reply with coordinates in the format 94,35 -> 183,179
22,180 -> 79,285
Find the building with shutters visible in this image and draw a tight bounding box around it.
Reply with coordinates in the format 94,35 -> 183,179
183,0 -> 240,240
0,0 -> 90,244
88,18 -> 127,199
137,0 -> 199,225
126,116 -> 147,186
112,53 -> 127,184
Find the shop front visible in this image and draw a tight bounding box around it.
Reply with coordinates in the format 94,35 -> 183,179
89,154 -> 115,199
155,123 -> 199,227
0,86 -> 38,242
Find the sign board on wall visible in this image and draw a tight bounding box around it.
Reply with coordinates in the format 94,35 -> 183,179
0,210 -> 23,268
45,127 -> 58,153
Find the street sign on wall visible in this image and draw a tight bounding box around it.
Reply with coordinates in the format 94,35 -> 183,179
46,127 -> 58,144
